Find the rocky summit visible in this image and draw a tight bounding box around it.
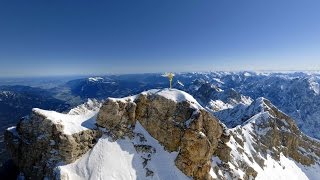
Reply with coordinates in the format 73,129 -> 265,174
4,89 -> 320,180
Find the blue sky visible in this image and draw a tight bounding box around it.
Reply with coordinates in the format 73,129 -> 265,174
0,0 -> 320,77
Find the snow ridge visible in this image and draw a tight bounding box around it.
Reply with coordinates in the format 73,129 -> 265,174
32,99 -> 101,135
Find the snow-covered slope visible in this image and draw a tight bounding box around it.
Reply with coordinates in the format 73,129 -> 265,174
57,122 -> 189,180
192,82 -> 252,112
32,99 -> 101,135
54,89 -> 211,179
218,116 -> 320,180
56,89 -> 198,179
5,88 -> 320,180
212,97 -> 320,180
214,97 -> 270,127
60,90 -> 320,180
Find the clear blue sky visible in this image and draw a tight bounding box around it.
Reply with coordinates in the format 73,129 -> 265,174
0,0 -> 320,77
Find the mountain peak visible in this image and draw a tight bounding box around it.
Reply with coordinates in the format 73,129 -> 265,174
212,98 -> 320,180
4,88 -> 320,179
250,97 -> 272,112
5,89 -> 224,179
141,88 -> 203,108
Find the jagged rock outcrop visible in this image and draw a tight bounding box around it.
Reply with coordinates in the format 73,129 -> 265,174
211,98 -> 320,179
97,98 -> 136,139
174,109 -> 223,179
134,94 -> 193,152
5,101 -> 102,179
96,90 -> 224,180
254,99 -> 320,165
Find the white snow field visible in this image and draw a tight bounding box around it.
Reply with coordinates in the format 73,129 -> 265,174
57,122 -> 189,180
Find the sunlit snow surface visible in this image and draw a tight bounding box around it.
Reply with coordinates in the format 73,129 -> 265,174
141,88 -> 203,109
32,99 -> 100,135
53,89 -> 196,179
109,88 -> 203,110
212,110 -> 320,180
57,122 -> 189,180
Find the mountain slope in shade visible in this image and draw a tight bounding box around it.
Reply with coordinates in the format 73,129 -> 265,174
5,89 -> 320,179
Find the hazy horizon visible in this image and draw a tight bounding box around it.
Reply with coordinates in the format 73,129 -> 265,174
2,70 -> 320,79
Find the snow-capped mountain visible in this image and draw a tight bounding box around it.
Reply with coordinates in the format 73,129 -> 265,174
51,72 -> 320,140
174,72 -> 320,139
193,82 -> 252,112
101,72 -> 313,140
213,97 -> 266,128
5,89 -> 320,179
236,74 -> 320,140
213,97 -> 320,179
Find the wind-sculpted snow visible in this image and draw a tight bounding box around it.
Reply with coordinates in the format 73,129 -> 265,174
32,99 -> 101,135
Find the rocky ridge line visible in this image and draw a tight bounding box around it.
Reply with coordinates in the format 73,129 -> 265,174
96,89 -> 225,179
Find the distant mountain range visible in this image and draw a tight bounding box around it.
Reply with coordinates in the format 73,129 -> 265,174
1,71 -> 320,177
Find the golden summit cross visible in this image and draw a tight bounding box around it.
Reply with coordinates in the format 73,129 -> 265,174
162,72 -> 175,89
